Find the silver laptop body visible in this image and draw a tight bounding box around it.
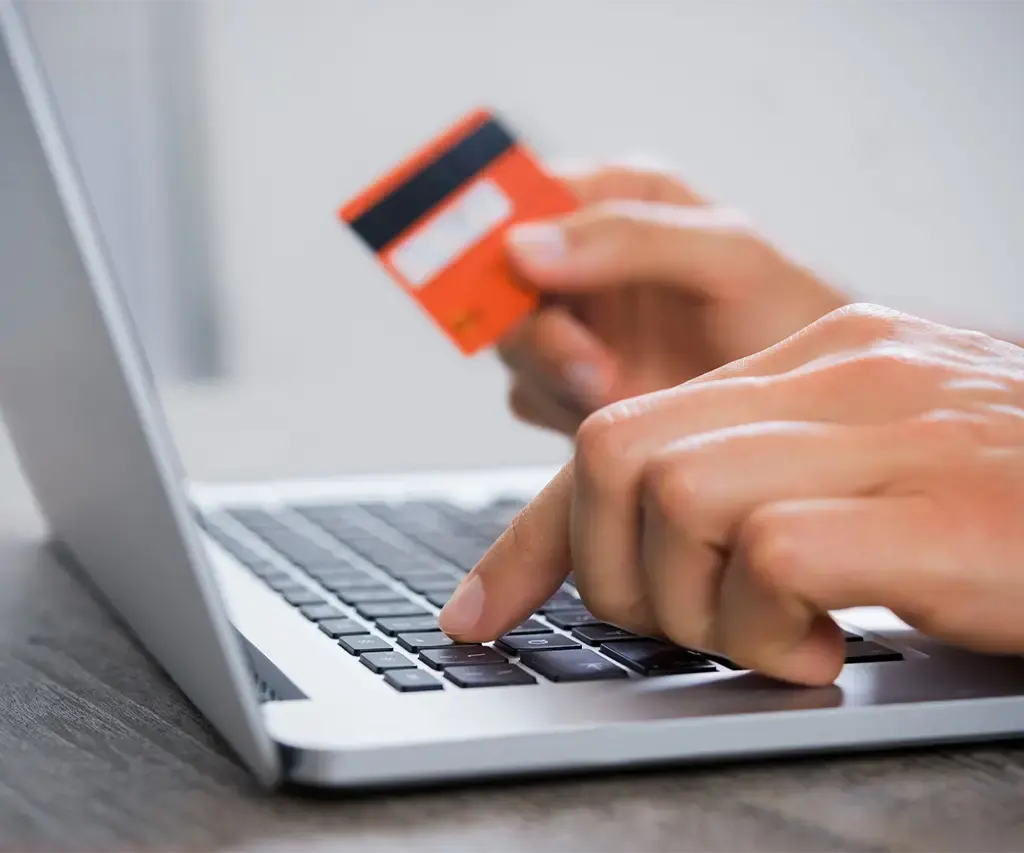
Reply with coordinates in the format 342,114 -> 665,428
3,1 -> 1024,791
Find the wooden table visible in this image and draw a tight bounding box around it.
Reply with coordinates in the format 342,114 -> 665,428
3,391 -> 1024,852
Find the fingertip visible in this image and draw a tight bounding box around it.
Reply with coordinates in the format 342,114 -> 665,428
760,615 -> 846,687
438,573 -> 485,639
506,222 -> 567,269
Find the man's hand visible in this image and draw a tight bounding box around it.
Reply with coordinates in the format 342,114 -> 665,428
442,305 -> 1024,686
496,165 -> 847,435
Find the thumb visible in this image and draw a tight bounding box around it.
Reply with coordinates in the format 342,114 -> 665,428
506,202 -> 762,296
439,463 -> 575,642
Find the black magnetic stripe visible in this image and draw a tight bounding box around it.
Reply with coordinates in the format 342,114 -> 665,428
350,117 -> 515,253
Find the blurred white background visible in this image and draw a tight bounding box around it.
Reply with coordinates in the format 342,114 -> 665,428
18,0 -> 1024,482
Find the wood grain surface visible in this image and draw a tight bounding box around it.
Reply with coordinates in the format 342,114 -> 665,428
3,433 -> 1024,852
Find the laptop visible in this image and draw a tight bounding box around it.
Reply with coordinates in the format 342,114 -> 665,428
3,1 -> 1024,792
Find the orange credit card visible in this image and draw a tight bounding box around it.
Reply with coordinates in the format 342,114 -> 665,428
339,108 -> 578,356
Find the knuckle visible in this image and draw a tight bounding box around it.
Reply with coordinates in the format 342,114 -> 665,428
576,200 -> 645,242
640,452 -> 704,530
574,408 -> 633,494
736,507 -> 805,593
823,302 -> 906,342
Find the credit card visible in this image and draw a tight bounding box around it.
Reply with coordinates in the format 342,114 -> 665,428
339,108 -> 578,356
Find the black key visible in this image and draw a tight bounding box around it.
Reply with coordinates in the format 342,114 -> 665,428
396,631 -> 460,652
545,609 -> 601,630
496,633 -> 579,654
571,623 -> 640,646
355,601 -> 429,619
384,669 -> 443,692
338,634 -> 393,655
281,588 -> 325,607
317,618 -> 367,638
360,651 -> 416,673
424,590 -> 454,608
521,649 -> 628,683
299,603 -> 345,622
600,639 -> 716,676
419,646 -> 506,670
376,615 -> 440,636
403,574 -> 460,594
264,575 -> 302,592
384,561 -> 454,580
306,565 -> 370,582
335,587 -> 405,605
505,619 -> 550,636
319,575 -> 387,593
844,641 -> 903,663
708,655 -> 744,670
444,664 -> 536,688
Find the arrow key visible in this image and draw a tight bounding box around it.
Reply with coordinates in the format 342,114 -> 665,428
419,646 -> 507,670
521,649 -> 629,682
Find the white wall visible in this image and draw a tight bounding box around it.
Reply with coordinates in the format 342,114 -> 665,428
189,0 -> 1024,477
20,0 -> 223,380
25,1 -> 1024,479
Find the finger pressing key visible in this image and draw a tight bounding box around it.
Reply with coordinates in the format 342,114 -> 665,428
439,464 -> 575,642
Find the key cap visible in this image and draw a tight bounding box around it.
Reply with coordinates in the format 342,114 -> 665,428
281,588 -> 325,607
264,575 -> 303,592
376,615 -> 440,636
253,569 -> 290,589
600,639 -> 716,676
338,635 -> 393,655
385,561 -> 454,580
545,609 -> 601,630
843,630 -> 864,642
247,563 -> 282,579
360,651 -> 416,673
844,641 -> 903,663
299,603 -> 344,622
308,567 -> 374,584
444,664 -> 536,688
335,587 -> 405,605
403,574 -> 461,594
423,590 -> 454,608
384,669 -> 443,692
419,646 -> 506,670
319,576 -> 389,594
496,633 -> 579,654
571,623 -> 640,646
317,618 -> 367,638
703,653 -> 744,670
355,601 -> 430,619
521,649 -> 628,682
396,631 -> 461,652
505,619 -> 550,636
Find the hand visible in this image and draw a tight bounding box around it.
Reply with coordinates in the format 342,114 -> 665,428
441,304 -> 1024,687
496,165 -> 847,435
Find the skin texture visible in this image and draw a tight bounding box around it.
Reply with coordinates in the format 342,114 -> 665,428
496,165 -> 848,434
440,210 -> 1024,686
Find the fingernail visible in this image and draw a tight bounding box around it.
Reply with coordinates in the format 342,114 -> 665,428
439,575 -> 485,636
564,361 -> 609,402
507,223 -> 566,265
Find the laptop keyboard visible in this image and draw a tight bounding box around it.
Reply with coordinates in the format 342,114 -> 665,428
198,498 -> 903,693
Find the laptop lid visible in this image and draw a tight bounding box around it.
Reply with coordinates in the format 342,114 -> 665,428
0,1 -> 280,786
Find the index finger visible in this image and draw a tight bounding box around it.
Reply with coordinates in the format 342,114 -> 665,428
438,462 -> 576,642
